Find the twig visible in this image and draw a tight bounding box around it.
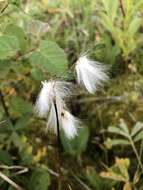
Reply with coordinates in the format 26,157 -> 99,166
0,171 -> 23,190
0,165 -> 28,175
119,0 -> 125,17
68,184 -> 73,190
12,46 -> 38,61
47,168 -> 59,177
76,95 -> 127,104
0,3 -> 9,14
0,90 -> 14,124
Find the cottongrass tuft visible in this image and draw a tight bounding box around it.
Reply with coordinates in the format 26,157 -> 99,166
35,80 -> 79,139
61,110 -> 80,139
75,55 -> 108,93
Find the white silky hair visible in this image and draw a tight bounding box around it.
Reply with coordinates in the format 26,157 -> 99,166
75,55 -> 108,93
35,80 -> 79,139
35,80 -> 70,117
35,81 -> 52,117
61,110 -> 80,139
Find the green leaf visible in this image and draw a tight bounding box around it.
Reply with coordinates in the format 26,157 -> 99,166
131,122 -> 143,137
0,60 -> 11,79
4,24 -> 28,52
0,35 -> 19,59
28,168 -> 50,190
101,0 -> 118,22
10,132 -> 23,150
86,167 -> 104,189
8,0 -> 21,7
101,0 -> 109,13
0,150 -> 13,165
100,13 -> 114,32
108,0 -> 119,22
0,119 -> 14,134
86,167 -> 115,189
10,97 -> 33,116
108,126 -> 129,138
31,68 -> 45,81
20,148 -> 33,165
30,40 -> 68,76
105,139 -> 130,147
119,120 -> 129,135
14,115 -> 30,131
128,18 -> 142,37
61,126 -> 89,156
133,130 -> 143,142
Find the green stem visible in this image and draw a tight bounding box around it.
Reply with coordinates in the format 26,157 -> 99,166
129,137 -> 143,172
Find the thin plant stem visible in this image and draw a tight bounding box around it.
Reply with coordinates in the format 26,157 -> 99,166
53,99 -> 62,190
0,3 -> 9,14
0,165 -> 28,175
71,172 -> 93,190
129,137 -> 143,172
0,171 -> 23,190
136,139 -> 143,174
119,0 -> 125,17
0,90 -> 14,125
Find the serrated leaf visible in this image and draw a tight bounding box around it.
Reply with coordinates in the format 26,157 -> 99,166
30,40 -> 67,76
4,24 -> 28,52
0,35 -> 19,59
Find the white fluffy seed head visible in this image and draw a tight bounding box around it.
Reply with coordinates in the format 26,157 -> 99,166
61,110 -> 80,139
35,80 -> 70,117
35,80 -> 79,139
35,81 -> 53,117
75,55 -> 108,93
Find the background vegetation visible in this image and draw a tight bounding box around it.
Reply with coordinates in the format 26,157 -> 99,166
0,0 -> 143,189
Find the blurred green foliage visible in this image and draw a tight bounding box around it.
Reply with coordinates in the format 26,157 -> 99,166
0,0 -> 143,189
